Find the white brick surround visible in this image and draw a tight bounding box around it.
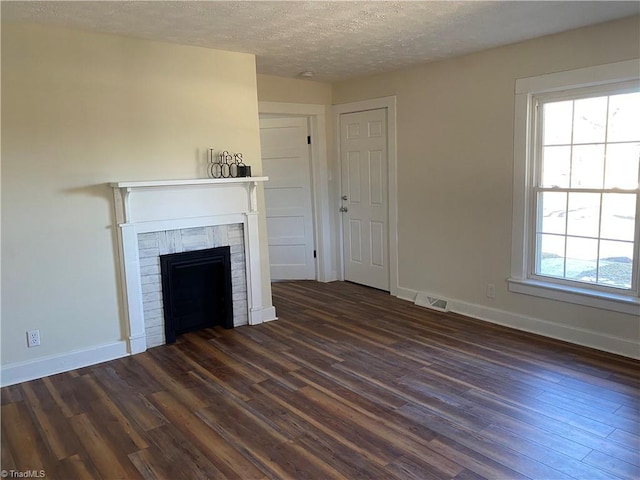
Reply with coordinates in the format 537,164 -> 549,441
111,178 -> 275,355
138,224 -> 247,348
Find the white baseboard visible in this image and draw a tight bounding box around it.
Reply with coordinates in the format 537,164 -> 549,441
129,334 -> 147,355
259,305 -> 278,323
395,286 -> 639,359
249,305 -> 278,325
0,340 -> 129,387
1,307 -> 279,387
3,289 -> 632,388
396,286 -> 418,303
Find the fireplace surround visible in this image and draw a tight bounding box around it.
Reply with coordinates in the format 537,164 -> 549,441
111,177 -> 275,354
137,223 -> 246,348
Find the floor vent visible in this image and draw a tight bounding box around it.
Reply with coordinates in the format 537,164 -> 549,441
414,293 -> 449,312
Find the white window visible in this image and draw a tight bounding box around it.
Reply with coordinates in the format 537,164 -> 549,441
510,60 -> 640,315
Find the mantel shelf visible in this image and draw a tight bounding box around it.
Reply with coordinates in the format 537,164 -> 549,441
110,176 -> 268,226
110,177 -> 268,189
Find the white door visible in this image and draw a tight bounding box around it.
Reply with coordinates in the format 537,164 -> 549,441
340,108 -> 389,291
260,116 -> 316,280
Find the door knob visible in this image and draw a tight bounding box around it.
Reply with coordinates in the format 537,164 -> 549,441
340,206 -> 348,213
341,195 -> 348,201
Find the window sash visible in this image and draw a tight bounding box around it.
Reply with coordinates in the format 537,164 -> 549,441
528,89 -> 640,297
509,60 -> 640,314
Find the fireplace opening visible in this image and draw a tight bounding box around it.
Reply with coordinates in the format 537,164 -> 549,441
160,246 -> 233,344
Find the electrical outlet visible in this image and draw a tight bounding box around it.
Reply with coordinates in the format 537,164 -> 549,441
486,283 -> 496,299
27,329 -> 41,347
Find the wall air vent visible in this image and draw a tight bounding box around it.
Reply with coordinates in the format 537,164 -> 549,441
414,293 -> 449,312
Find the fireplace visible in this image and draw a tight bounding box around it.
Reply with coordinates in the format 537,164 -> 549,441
111,177 -> 276,355
161,246 -> 233,343
137,224 -> 246,348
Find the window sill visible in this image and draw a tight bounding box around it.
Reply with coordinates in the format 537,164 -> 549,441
507,278 -> 640,315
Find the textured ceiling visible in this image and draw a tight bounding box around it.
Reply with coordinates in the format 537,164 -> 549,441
2,1 -> 639,82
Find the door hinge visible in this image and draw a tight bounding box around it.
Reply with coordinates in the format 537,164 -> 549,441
307,135 -> 311,145
313,250 -> 317,258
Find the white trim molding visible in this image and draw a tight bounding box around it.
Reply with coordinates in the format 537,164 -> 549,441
258,101 -> 335,282
111,178 -> 274,355
1,341 -> 129,387
508,278 -> 640,316
510,59 -> 640,314
396,286 -> 639,360
333,96 -> 399,296
253,305 -> 278,324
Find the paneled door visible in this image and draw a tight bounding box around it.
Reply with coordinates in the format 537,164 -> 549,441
340,108 -> 389,291
260,116 -> 316,280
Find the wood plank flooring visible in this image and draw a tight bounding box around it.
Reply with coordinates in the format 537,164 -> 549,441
2,280 -> 639,479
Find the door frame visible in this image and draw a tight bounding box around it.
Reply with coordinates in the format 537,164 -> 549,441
258,102 -> 333,282
333,96 -> 398,296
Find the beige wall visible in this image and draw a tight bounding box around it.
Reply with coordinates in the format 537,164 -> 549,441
1,24 -> 270,366
2,15 -> 638,373
257,74 -> 332,105
333,17 -> 640,347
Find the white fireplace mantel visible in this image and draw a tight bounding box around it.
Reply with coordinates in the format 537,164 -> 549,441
111,177 -> 268,223
111,177 -> 274,354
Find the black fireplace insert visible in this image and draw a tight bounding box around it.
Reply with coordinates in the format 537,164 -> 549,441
160,246 -> 233,343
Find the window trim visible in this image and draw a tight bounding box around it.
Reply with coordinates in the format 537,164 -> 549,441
509,59 -> 640,315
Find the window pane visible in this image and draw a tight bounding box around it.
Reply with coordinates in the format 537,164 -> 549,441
565,237 -> 598,283
571,145 -> 605,188
538,191 -> 567,234
541,146 -> 571,187
567,193 -> 601,238
608,92 -> 640,142
573,96 -> 607,144
598,240 -> 634,289
537,233 -> 565,278
604,143 -> 640,189
543,100 -> 573,145
601,193 -> 637,241
531,84 -> 639,295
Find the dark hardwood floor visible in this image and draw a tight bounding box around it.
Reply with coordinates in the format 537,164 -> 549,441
2,280 -> 639,479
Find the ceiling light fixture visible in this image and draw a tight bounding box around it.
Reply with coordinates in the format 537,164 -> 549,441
299,71 -> 314,78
